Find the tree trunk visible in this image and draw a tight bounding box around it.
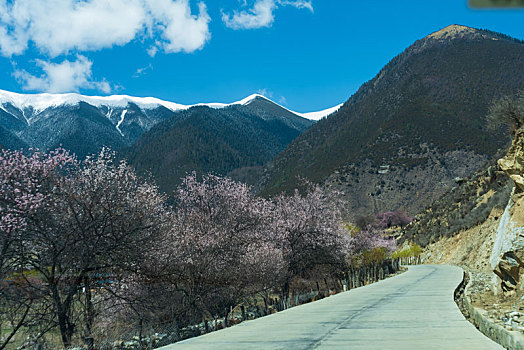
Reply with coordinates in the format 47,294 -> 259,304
138,317 -> 144,348
52,286 -> 74,349
57,309 -> 74,348
84,276 -> 94,339
282,280 -> 290,301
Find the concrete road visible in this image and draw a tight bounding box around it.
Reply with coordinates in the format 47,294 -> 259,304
161,265 -> 501,349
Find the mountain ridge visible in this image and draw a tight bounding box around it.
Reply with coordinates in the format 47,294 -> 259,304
0,89 -> 340,123
0,90 -> 334,158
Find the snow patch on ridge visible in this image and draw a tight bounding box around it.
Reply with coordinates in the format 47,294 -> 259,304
116,110 -> 127,137
106,109 -> 113,122
0,89 -> 187,113
298,104 -> 343,121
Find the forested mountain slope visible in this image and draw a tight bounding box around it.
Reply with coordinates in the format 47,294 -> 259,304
124,97 -> 315,192
262,25 -> 524,217
0,125 -> 26,150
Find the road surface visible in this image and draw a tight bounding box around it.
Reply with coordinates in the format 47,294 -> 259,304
161,265 -> 501,349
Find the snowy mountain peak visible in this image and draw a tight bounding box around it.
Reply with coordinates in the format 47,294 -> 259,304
237,93 -> 269,105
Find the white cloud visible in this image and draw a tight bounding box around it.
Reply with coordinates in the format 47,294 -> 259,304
0,0 -> 146,57
133,63 -> 153,78
257,88 -> 273,98
147,0 -> 210,53
0,24 -> 28,56
257,88 -> 287,105
280,0 -> 313,11
0,0 -> 211,57
14,55 -> 111,93
222,0 -> 312,30
223,0 -> 277,30
147,46 -> 159,57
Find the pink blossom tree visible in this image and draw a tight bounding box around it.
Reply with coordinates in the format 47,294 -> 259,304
376,210 -> 413,229
0,148 -> 76,280
2,148 -> 168,348
161,173 -> 284,326
0,148 -> 76,349
271,184 -> 350,299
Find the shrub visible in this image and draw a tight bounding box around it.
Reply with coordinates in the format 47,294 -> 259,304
486,91 -> 524,132
392,243 -> 423,259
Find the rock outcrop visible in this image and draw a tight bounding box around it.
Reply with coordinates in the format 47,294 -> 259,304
499,128 -> 524,193
491,128 -> 524,295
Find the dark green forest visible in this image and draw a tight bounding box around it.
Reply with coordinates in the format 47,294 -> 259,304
123,102 -> 313,192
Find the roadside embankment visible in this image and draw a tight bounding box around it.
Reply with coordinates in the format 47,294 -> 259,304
456,270 -> 524,349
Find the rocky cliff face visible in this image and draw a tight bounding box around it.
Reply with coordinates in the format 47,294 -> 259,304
491,129 -> 524,295
499,129 -> 524,193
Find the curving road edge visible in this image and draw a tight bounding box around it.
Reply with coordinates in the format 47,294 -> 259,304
160,265 -> 502,350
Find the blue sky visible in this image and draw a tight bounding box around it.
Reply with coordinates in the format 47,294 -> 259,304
0,0 -> 523,112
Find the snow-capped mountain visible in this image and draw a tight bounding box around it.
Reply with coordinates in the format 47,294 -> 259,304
0,89 -> 337,157
0,89 -> 339,124
0,90 -> 264,115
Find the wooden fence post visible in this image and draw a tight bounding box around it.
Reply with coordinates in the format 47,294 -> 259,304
241,305 -> 246,321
